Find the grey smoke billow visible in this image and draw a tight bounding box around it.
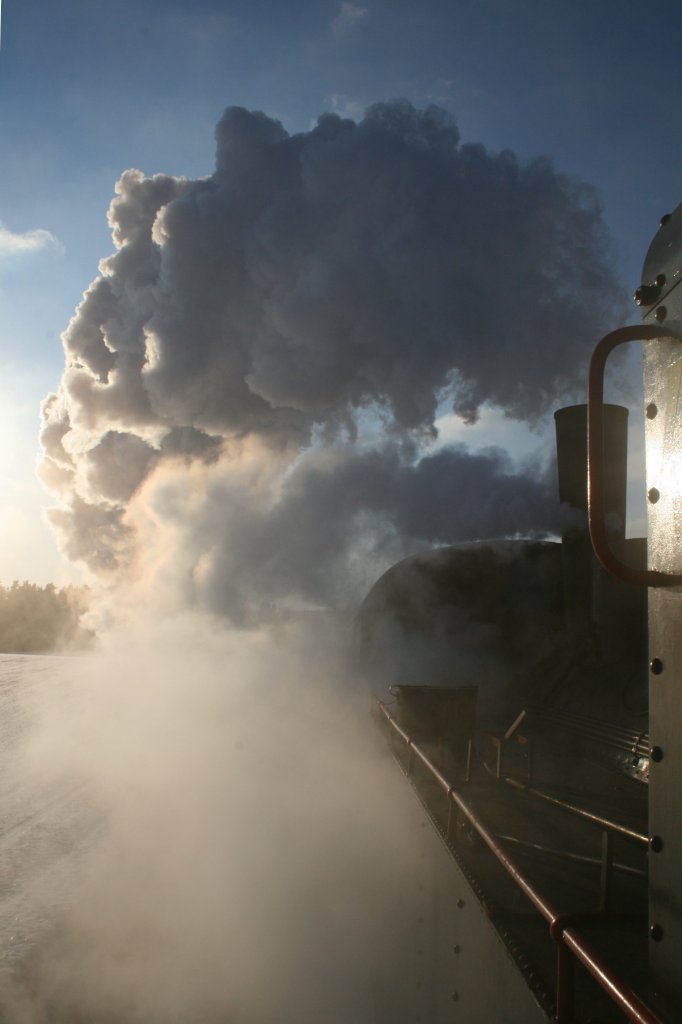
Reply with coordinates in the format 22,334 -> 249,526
40,100 -> 623,619
190,443 -> 558,623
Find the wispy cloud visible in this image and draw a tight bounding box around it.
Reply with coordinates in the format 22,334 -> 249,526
0,221 -> 61,259
326,93 -> 364,119
332,2 -> 368,38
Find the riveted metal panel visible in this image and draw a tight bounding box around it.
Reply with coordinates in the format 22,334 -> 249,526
371,753 -> 548,1024
641,203 -> 682,1019
640,206 -> 682,312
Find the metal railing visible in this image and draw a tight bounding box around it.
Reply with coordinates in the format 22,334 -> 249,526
376,700 -> 662,1024
503,776 -> 648,846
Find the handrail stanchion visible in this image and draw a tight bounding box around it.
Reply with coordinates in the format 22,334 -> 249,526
554,942 -> 575,1024
406,740 -> 413,776
465,737 -> 473,782
550,914 -> 575,1024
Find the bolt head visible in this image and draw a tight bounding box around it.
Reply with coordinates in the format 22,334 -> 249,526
649,835 -> 664,853
634,284 -> 658,306
654,305 -> 667,322
650,923 -> 664,942
651,745 -> 664,763
660,213 -> 672,226
650,657 -> 664,675
457,898 -> 465,909
648,488 -> 661,504
655,273 -> 667,288
646,402 -> 658,420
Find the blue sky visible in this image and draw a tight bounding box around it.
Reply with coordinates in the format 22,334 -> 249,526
1,0 -> 682,584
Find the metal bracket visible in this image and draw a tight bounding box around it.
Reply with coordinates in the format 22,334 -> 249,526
587,323 -> 682,587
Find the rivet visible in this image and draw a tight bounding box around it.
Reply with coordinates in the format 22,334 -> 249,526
457,898 -> 465,909
451,992 -> 460,1002
650,923 -> 664,942
649,835 -> 664,853
646,402 -> 658,420
660,213 -> 672,226
634,284 -> 659,306
650,657 -> 664,675
651,745 -> 664,763
648,488 -> 660,504
654,306 -> 667,322
453,944 -> 461,954
655,274 -> 667,288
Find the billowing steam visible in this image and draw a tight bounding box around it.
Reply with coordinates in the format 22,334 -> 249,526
0,623 -> 428,1023
39,100 -> 623,622
15,102 -> 628,1021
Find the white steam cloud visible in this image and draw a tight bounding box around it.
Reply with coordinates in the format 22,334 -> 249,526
18,102 -> 627,1020
39,100 -> 623,623
0,222 -> 61,260
0,622 -> 423,1023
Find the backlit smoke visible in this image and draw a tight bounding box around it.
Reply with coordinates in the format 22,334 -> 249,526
39,100 -> 623,621
0,623 -> 428,1023
20,102 -> 627,1021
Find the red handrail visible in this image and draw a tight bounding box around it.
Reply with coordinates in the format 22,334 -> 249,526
376,701 -> 662,1024
587,323 -> 681,587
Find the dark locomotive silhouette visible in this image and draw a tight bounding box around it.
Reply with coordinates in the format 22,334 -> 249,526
361,208 -> 682,1023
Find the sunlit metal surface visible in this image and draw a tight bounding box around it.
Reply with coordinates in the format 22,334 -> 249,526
640,203 -> 682,1019
643,334 -> 682,575
640,208 -> 682,314
587,325 -> 679,586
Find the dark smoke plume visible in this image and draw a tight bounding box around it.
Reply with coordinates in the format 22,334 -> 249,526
40,101 -> 623,620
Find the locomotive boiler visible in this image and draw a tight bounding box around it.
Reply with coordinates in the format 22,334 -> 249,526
361,206 -> 682,1023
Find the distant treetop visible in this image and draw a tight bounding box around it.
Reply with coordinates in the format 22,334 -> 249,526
0,582 -> 94,653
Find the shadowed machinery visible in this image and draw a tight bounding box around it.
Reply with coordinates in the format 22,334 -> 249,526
358,208 -> 682,1023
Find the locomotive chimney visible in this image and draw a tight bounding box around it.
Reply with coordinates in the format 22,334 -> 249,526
554,404 -> 628,637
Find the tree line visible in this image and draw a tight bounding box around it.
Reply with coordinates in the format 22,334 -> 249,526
0,581 -> 94,653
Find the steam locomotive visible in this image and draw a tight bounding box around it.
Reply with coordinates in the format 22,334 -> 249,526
360,206 -> 682,1023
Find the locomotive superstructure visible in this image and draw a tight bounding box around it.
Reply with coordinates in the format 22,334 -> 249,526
363,207 -> 682,1022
